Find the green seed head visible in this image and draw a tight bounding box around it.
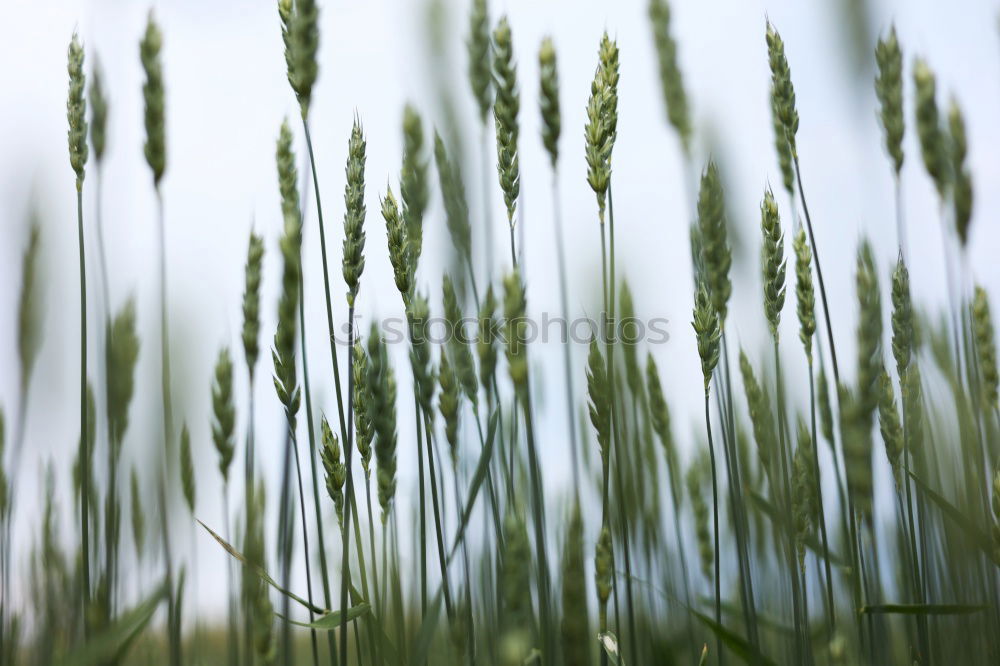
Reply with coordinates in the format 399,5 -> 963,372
478,286 -> 500,395
739,350 -> 778,486
353,341 -> 374,475
875,26 -> 905,175
438,351 -> 461,464
321,416 -> 346,527
584,33 -> 619,220
855,240 -> 883,418
408,293 -> 436,414
381,187 -> 410,298
17,222 -> 42,394
434,134 -> 473,260
902,360 -> 924,455
697,161 -> 732,325
840,385 -> 874,522
793,227 -> 815,362
179,424 -> 195,514
877,367 -> 903,489
89,60 -> 108,163
342,118 -> 367,307
587,339 -> 611,465
106,299 -> 140,454
948,98 -> 973,245
760,188 -> 786,340
242,232 -> 265,378
401,105 -> 429,273
501,511 -> 533,635
493,17 -> 521,226
890,256 -> 913,379
211,347 -> 236,483
130,466 -> 145,558
467,0 -> 492,124
272,160 -> 303,428
686,457 -> 713,581
771,92 -> 795,195
913,59 -> 949,197
443,275 -> 479,405
766,21 -> 799,157
647,353 -> 682,505
692,282 -> 721,393
276,119 -> 300,222
67,33 -> 89,189
503,271 -> 529,396
367,326 -> 398,522
817,366 -> 835,444
594,525 -> 613,606
538,36 -> 560,168
973,286 -> 998,410
792,417 -> 817,571
560,505 -> 589,665
648,0 -> 692,153
288,0 -> 319,116
140,13 -> 165,186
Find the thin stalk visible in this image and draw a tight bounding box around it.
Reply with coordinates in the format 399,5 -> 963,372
550,170 -> 582,499
302,119 -> 348,444
77,186 -> 91,634
299,286 -> 338,666
415,393 -> 429,617
793,156 -> 840,386
290,425 -> 320,665
808,364 -> 836,639
703,391 -> 722,663
339,306 -> 358,666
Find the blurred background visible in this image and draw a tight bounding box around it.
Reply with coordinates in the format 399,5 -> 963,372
0,0 -> 998,624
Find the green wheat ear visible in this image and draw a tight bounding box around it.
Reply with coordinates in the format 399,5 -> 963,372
211,347 -> 236,483
437,350 -> 461,464
855,240 -> 883,418
594,525 -> 614,608
17,221 -> 42,394
492,16 -> 521,227
647,353 -> 681,505
913,58 -> 949,197
503,271 -> 528,398
353,341 -> 374,476
793,227 -> 815,363
67,33 -> 88,189
367,326 -> 398,523
587,338 -> 611,466
792,416 -> 817,571
877,366 -> 903,489
241,232 -> 265,378
434,133 -> 473,261
648,0 -> 692,153
89,59 -> 108,163
692,282 -> 721,393
106,298 -> 140,449
140,12 -> 165,186
321,416 -> 346,528
467,0 -> 492,124
973,286 -> 999,410
538,36 -> 560,168
766,20 -> 799,158
875,25 -> 904,175
739,350 -> 777,486
130,466 -> 145,558
401,105 -> 429,273
179,423 -> 195,515
477,286 -> 499,395
760,188 -> 786,340
560,505 -> 589,666
381,187 -> 410,298
686,457 -> 713,581
948,98 -> 974,245
696,161 -> 731,325
342,117 -> 367,307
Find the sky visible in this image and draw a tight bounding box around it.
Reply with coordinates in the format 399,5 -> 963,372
1,0 -> 998,620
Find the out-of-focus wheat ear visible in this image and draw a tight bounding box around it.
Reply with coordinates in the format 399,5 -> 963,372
467,0 -> 492,124
320,416 -> 346,528
212,348 -> 236,484
587,338 -> 611,468
647,353 -> 681,505
106,298 -> 140,455
875,26 -> 904,175
402,105 -> 429,277
139,13 -> 165,186
912,59 -> 949,198
560,504 -> 590,666
492,17 -> 521,232
817,365 -> 835,445
839,384 -> 873,522
130,466 -> 145,559
180,424 -> 195,515
877,368 -> 904,489
434,134 -> 473,263
242,232 -> 264,380
538,37 -> 560,169
438,351 -> 461,465
594,525 -> 613,627
739,350 -> 777,488
407,293 -> 436,415
973,287 -> 999,411
648,0 -> 692,153
502,271 -> 528,400
368,326 -> 398,523
442,275 -> 478,406
500,510 -> 533,658
760,188 -> 787,341
17,222 -> 42,396
686,457 -> 713,581
947,99 -> 973,246
89,58 -> 108,163
793,227 -> 815,363
342,117 -> 367,307
477,285 -> 499,396
696,162 -> 731,325
791,417 -> 817,572
855,241 -> 883,420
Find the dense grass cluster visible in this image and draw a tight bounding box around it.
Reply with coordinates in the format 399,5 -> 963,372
2,1 -> 999,665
